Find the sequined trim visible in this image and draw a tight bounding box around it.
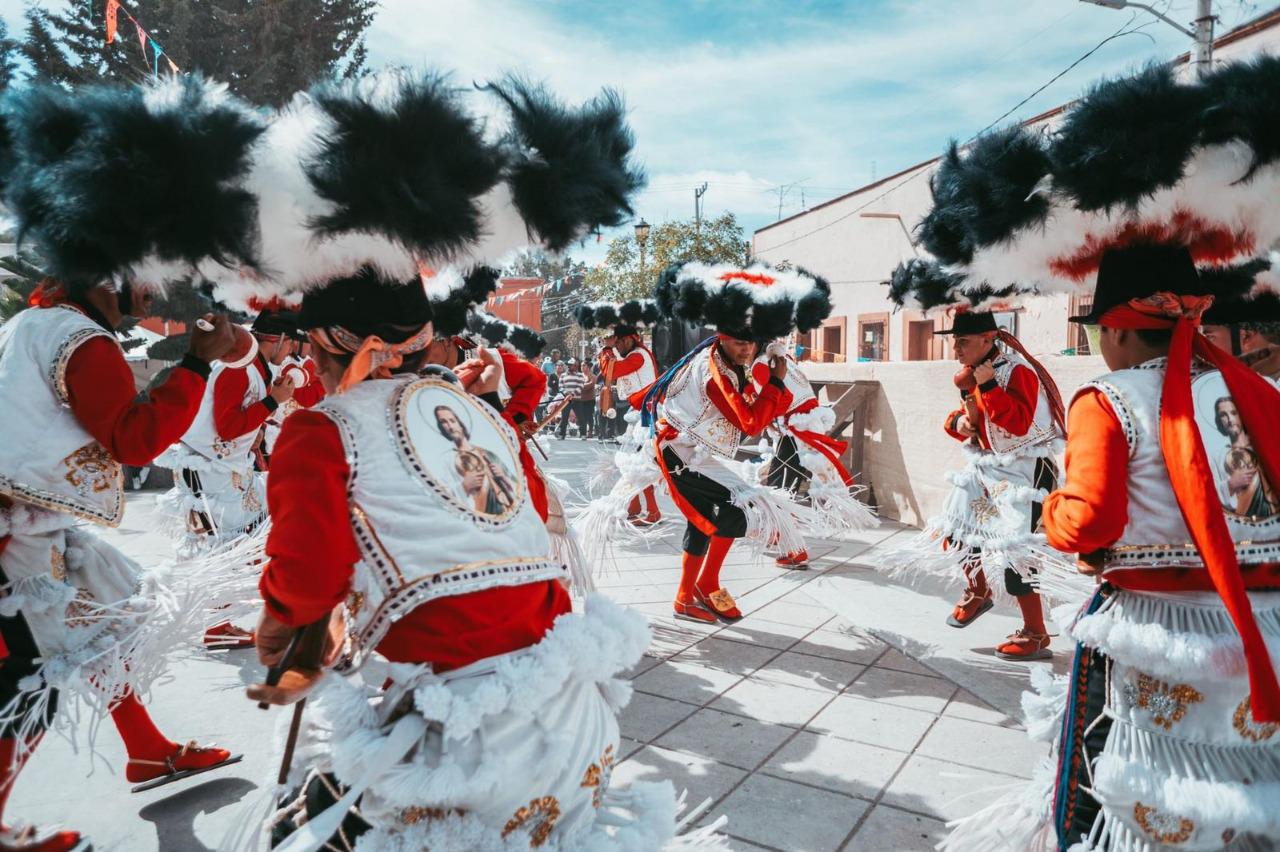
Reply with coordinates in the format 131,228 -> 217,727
49,546 -> 66,582
984,355 -> 1059,454
1121,673 -> 1202,730
49,309 -> 115,407
502,796 -> 560,846
1103,539 -> 1280,568
0,468 -> 123,527
1133,802 -> 1194,844
1232,695 -> 1279,742
660,348 -> 742,459
1084,380 -> 1138,458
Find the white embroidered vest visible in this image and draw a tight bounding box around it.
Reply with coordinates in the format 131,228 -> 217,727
979,349 -> 1061,455
659,347 -> 744,460
174,360 -> 269,465
0,305 -> 125,526
613,345 -> 657,401
751,354 -> 816,416
1083,358 -> 1280,571
316,375 -> 565,668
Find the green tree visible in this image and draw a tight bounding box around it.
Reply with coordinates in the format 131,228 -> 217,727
582,213 -> 751,302
21,0 -> 375,105
503,248 -> 587,283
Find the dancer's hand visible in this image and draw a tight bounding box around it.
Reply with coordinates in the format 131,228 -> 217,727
955,415 -> 977,438
255,612 -> 295,668
770,357 -> 788,380
972,361 -> 995,386
189,314 -> 236,363
471,347 -> 503,395
269,374 -> 296,404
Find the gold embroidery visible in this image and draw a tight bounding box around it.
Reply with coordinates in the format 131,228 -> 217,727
1232,696 -> 1278,742
1122,673 -> 1202,730
502,796 -> 560,847
969,496 -> 999,525
1133,802 -> 1194,844
232,471 -> 262,514
987,480 -> 1011,499
399,805 -> 458,825
63,443 -> 119,496
579,744 -> 615,808
49,547 -> 66,582
64,589 -> 97,628
346,591 -> 365,616
212,437 -> 236,459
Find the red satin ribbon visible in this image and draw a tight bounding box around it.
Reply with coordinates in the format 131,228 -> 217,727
654,423 -> 718,538
1105,293 -> 1280,722
790,428 -> 853,487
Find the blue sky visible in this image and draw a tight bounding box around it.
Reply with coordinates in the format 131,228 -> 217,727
2,0 -> 1269,261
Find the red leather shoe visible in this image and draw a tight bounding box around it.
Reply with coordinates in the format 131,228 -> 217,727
127,741 -> 241,792
995,629 -> 1052,661
694,587 -> 743,623
673,599 -> 718,624
775,550 -> 810,569
0,825 -> 90,852
203,622 -> 255,649
946,589 -> 993,628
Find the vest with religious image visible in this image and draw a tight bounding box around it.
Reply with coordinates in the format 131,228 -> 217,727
659,346 -> 745,459
980,348 -> 1061,456
0,305 -> 124,526
314,374 -> 565,668
1082,357 -> 1280,571
176,360 -> 270,465
613,344 -> 657,400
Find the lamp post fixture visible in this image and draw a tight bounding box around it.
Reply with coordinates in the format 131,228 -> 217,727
1079,0 -> 1214,78
634,218 -> 651,275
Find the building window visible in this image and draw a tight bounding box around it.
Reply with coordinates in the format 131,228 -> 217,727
1068,296 -> 1093,355
857,313 -> 888,362
795,330 -> 815,361
993,310 -> 1020,338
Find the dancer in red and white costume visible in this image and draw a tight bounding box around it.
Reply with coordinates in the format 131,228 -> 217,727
750,342 -> 877,569
0,76 -> 261,851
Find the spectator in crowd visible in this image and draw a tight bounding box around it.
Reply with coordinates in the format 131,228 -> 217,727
575,360 -> 597,439
556,359 -> 587,439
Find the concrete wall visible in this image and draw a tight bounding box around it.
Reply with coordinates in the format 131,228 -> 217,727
805,355 -> 1107,526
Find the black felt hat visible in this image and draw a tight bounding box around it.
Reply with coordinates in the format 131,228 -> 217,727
1069,243 -> 1201,324
935,310 -> 999,335
250,309 -> 302,337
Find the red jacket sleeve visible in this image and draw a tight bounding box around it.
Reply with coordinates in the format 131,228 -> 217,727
260,410 -> 359,626
1042,389 -> 1130,554
291,360 -> 327,408
612,350 -> 646,379
943,405 -> 969,441
500,351 -> 547,424
707,372 -> 792,437
976,363 -> 1039,438
65,336 -> 206,466
213,364 -> 275,441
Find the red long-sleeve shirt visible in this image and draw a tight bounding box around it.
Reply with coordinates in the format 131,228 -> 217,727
259,409 -> 569,670
611,348 -> 648,379
213,358 -> 276,441
291,359 -> 326,408
500,351 -> 546,425
943,362 -> 1040,448
1042,389 -> 1280,591
64,335 -> 207,466
707,361 -> 792,436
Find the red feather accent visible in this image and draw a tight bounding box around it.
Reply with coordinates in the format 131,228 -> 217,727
718,270 -> 777,287
1049,211 -> 1255,281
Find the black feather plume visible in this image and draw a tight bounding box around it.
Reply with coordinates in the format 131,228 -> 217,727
953,127 -> 1052,249
704,283 -> 754,337
306,73 -> 505,260
750,297 -> 797,340
429,266 -> 500,337
795,287 -> 832,333
573,303 -> 600,329
594,304 -> 620,328
915,145 -> 976,266
5,76 -> 263,287
885,258 -> 964,311
618,299 -> 644,324
508,325 -> 547,359
1199,55 -> 1280,181
1051,64 -> 1206,211
488,78 -> 646,252
671,277 -> 709,323
654,265 -> 682,317
640,300 -> 662,325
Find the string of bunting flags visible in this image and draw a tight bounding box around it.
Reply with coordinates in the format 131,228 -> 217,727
102,0 -> 180,77
486,275 -> 582,306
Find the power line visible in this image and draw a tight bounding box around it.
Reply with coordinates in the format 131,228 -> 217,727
760,14 -> 1156,252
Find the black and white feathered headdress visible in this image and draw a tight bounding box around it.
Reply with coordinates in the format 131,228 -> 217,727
573,298 -> 661,337
2,75 -> 264,293
654,262 -> 833,340
913,59 -> 1280,307
466,310 -> 547,359
204,70 -> 644,312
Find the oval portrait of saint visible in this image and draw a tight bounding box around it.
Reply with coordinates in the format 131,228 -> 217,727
1192,371 -> 1280,523
392,378 -> 525,524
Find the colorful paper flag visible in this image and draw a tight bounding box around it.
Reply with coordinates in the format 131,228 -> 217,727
105,0 -> 120,44
135,21 -> 147,52
150,38 -> 162,75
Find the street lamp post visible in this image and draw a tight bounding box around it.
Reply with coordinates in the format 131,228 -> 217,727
634,218 -> 651,276
1079,0 -> 1214,78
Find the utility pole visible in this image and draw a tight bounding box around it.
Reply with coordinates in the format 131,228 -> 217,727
1193,0 -> 1214,79
694,182 -> 708,254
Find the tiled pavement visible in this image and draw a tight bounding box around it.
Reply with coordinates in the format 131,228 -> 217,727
597,529 -> 1048,851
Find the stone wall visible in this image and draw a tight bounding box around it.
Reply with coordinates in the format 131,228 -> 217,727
804,355 -> 1107,526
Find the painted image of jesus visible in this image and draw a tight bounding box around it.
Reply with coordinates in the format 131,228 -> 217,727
434,404 -> 518,515
1214,396 -> 1279,518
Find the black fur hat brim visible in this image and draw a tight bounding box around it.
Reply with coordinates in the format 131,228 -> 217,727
298,265 -> 432,341
574,298 -> 660,334
655,262 -> 832,340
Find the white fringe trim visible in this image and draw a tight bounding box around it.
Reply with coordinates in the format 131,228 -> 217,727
938,757 -> 1057,852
